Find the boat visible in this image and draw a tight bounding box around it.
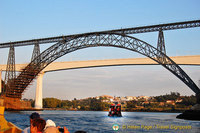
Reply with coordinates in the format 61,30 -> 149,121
108,103 -> 122,117
0,99 -> 22,133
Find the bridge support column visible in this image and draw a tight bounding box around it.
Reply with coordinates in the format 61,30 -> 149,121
5,45 -> 16,85
35,72 -> 44,109
157,30 -> 166,63
31,43 -> 40,63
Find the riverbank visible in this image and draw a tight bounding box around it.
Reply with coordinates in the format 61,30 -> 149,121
5,108 -> 43,111
124,107 -> 190,113
42,107 -> 189,113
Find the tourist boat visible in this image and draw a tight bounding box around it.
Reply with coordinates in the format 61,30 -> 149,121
108,103 -> 122,117
0,105 -> 22,133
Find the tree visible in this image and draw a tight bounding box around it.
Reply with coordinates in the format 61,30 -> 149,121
30,99 -> 35,107
43,98 -> 62,108
154,92 -> 180,102
61,100 -> 72,109
178,95 -> 196,106
88,98 -> 105,111
127,100 -> 137,108
167,92 -> 180,100
72,99 -> 77,109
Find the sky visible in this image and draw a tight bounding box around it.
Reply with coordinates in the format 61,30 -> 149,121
0,0 -> 200,100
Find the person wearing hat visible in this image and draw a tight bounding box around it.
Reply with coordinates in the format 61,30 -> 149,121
43,119 -> 59,133
23,112 -> 40,133
43,119 -> 70,133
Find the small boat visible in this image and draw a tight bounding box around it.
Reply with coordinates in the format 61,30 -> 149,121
108,103 -> 122,117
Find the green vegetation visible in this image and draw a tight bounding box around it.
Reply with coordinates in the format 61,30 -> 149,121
153,92 -> 180,102
28,92 -> 196,112
43,98 -> 62,108
42,97 -> 110,111
126,92 -> 196,112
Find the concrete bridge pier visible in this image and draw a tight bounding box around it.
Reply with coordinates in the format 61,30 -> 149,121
34,72 -> 44,109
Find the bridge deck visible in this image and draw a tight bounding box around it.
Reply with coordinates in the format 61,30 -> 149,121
0,55 -> 199,73
0,20 -> 199,48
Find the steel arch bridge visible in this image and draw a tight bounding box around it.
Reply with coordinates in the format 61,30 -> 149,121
5,32 -> 200,99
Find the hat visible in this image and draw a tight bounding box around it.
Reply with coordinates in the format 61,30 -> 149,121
45,119 -> 56,128
29,112 -> 40,119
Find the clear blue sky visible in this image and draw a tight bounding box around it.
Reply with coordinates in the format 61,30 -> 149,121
0,0 -> 200,100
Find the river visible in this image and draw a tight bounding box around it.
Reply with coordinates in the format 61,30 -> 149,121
4,111 -> 200,133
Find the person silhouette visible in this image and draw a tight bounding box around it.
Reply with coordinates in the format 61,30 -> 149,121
23,112 -> 40,133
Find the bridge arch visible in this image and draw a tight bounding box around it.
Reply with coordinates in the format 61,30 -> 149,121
7,32 -> 200,98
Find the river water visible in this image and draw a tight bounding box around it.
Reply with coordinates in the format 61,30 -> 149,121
4,111 -> 200,133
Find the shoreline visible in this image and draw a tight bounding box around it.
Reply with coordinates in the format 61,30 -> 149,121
5,108 -> 43,111
42,107 -> 188,113
4,107 -> 189,113
4,108 -> 184,113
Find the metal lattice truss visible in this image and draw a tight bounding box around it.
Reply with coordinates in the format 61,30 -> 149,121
157,30 -> 166,63
3,45 -> 16,95
31,43 -> 41,64
5,33 -> 200,98
0,20 -> 199,48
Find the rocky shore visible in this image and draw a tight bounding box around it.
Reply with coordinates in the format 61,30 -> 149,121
176,104 -> 200,120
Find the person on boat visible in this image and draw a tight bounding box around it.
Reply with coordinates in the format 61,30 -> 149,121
23,112 -> 70,133
23,112 -> 40,133
30,118 -> 46,133
108,104 -> 115,116
108,103 -> 122,117
116,104 -> 122,117
43,119 -> 59,133
43,119 -> 70,133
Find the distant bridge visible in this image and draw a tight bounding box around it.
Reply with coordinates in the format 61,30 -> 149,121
1,55 -> 200,109
0,20 -> 200,110
1,55 -> 200,72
